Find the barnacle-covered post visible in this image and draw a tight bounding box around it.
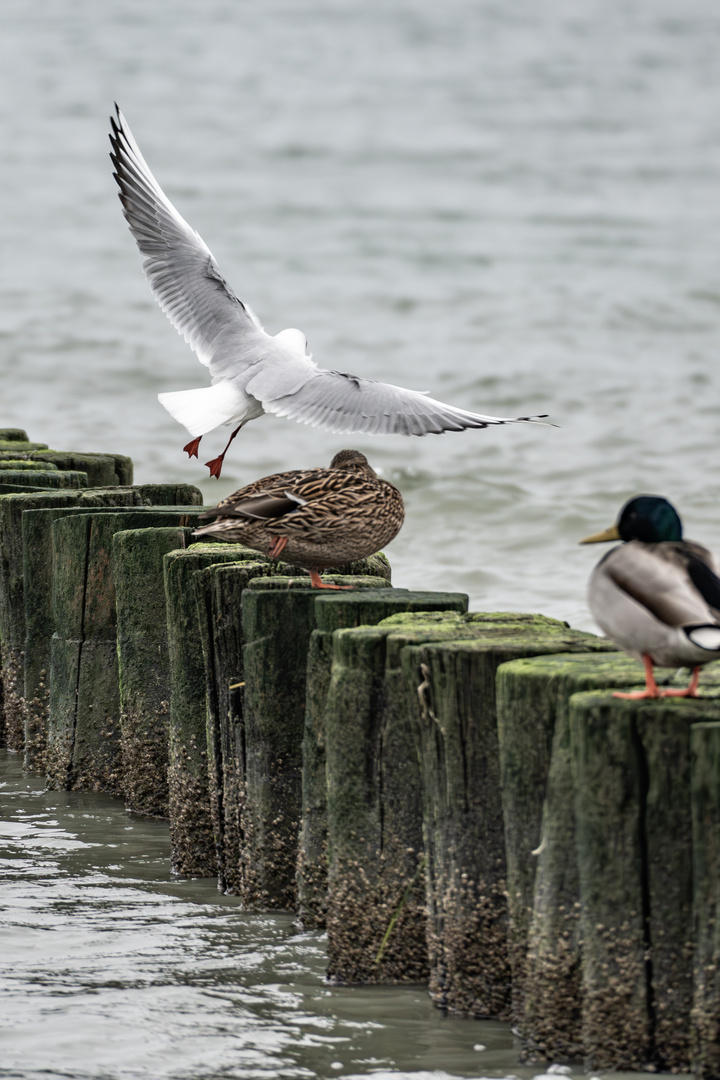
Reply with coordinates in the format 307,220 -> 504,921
299,590 -> 469,931
692,719 -> 720,1080
570,691 -> 720,1072
401,619 -> 614,1020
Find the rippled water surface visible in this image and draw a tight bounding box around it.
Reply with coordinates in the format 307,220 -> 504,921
0,1 -> 717,1074
0,749 -> 548,1080
3,0 -> 720,630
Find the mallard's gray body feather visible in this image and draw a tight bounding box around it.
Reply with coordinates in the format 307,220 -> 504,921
589,539 -> 720,668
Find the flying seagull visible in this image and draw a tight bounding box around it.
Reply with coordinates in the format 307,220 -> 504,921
110,105 -> 548,477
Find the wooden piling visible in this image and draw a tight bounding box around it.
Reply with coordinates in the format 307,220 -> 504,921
304,591 -> 468,944
22,493 -> 140,770
195,559 -> 275,894
570,690 -> 720,1072
692,720 -> 720,1080
401,619 -> 614,1020
113,526 -> 195,816
323,612 -> 551,986
1,491 -> 79,749
164,544 -> 260,878
46,509 -> 204,795
239,576 -> 388,909
0,469 -> 89,490
496,650 -> 648,1058
19,488 -> 202,772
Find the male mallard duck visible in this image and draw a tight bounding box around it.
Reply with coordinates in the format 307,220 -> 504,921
193,449 -> 404,589
110,105 -> 547,478
581,495 -> 720,699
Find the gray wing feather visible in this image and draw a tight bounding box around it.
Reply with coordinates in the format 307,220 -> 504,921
110,105 -> 267,371
607,542 -> 720,628
247,365 -> 541,435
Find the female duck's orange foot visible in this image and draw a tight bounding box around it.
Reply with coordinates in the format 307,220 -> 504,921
308,570 -> 353,590
183,436 -> 202,458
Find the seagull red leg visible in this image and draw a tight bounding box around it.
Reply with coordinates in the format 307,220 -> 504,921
204,424 -> 243,479
612,654 -> 661,699
183,436 -> 202,458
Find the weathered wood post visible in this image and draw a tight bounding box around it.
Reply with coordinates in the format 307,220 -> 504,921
570,690 -> 720,1072
692,720 -> 720,1080
195,556 -> 394,900
21,492 -> 143,770
496,649 -> 645,1057
46,508 -> 203,794
114,526 -> 196,816
195,557 -> 286,894
239,575 -> 390,909
164,543 -> 258,878
324,612 -> 545,985
297,587 -> 468,933
0,492 -> 77,749
401,618 -> 613,1019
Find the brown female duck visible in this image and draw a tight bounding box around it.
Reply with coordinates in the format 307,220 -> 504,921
193,449 -> 404,588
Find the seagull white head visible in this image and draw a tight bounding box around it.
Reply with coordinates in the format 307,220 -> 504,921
274,328 -> 309,357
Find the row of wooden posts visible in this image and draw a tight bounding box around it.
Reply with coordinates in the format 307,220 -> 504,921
2,428 -> 720,1076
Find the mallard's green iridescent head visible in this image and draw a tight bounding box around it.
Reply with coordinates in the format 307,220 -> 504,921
581,495 -> 683,545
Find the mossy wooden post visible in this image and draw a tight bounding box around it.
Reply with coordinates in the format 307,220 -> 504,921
0,491 -> 79,749
692,721 -> 720,1080
240,576 -> 385,910
195,557 -> 283,894
401,619 -> 613,1019
195,556 -> 393,899
21,492 -> 140,771
323,611 -> 527,983
0,469 -> 89,490
306,591 -> 468,941
113,526 -> 197,816
19,484 -> 201,770
570,690 -> 720,1072
46,509 -> 203,795
0,429 -> 30,442
495,650 -> 652,1058
32,451 -> 133,487
164,544 -> 257,878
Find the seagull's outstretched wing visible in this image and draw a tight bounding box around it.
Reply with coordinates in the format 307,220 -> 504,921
245,361 -> 545,434
111,105 -> 548,437
109,104 -> 272,373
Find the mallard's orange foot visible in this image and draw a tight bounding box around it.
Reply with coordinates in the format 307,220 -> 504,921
268,536 -> 288,559
183,437 -> 202,458
611,654 -> 663,699
659,668 -> 701,698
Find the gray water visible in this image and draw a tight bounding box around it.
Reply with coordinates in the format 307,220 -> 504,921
0,0 -> 717,1074
0,748 -> 556,1080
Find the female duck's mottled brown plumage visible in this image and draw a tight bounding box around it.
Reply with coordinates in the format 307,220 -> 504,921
193,449 -> 404,587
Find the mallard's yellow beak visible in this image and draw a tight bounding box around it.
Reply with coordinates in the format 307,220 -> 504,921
580,524 -> 621,544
